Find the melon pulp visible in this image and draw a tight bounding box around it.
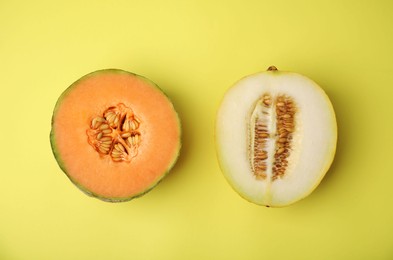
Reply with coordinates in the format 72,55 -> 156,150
50,69 -> 181,202
215,66 -> 337,207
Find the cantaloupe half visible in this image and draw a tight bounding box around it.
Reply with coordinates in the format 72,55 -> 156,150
216,66 -> 337,207
50,69 -> 181,202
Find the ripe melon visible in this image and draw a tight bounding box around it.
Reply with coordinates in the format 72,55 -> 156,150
216,66 -> 337,207
50,69 -> 181,202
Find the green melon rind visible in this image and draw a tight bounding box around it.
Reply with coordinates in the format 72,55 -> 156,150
50,69 -> 181,202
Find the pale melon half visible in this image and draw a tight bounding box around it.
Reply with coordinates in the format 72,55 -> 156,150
215,66 -> 337,207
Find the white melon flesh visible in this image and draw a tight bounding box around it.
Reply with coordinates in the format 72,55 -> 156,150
216,68 -> 337,207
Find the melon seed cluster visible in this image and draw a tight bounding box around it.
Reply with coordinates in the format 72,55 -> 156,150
252,94 -> 296,181
272,95 -> 295,180
253,119 -> 269,180
86,103 -> 141,162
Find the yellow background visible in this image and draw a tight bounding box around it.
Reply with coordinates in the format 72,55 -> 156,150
1,0 -> 393,259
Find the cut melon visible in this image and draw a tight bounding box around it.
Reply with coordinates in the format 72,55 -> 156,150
215,66 -> 337,207
50,69 -> 181,202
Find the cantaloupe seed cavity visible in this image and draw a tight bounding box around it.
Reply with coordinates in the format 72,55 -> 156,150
86,103 -> 142,163
249,93 -> 297,181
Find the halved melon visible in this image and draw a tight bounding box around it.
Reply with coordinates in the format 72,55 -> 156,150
216,66 -> 337,207
50,69 -> 181,202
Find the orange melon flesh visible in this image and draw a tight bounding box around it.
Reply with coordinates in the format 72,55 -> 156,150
51,69 -> 181,201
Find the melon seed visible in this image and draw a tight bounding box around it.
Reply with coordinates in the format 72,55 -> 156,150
121,133 -> 131,138
102,129 -> 112,134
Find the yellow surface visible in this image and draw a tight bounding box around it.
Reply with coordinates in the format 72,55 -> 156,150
1,0 -> 392,259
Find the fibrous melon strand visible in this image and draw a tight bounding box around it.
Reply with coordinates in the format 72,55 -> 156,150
251,93 -> 296,181
86,103 -> 141,163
